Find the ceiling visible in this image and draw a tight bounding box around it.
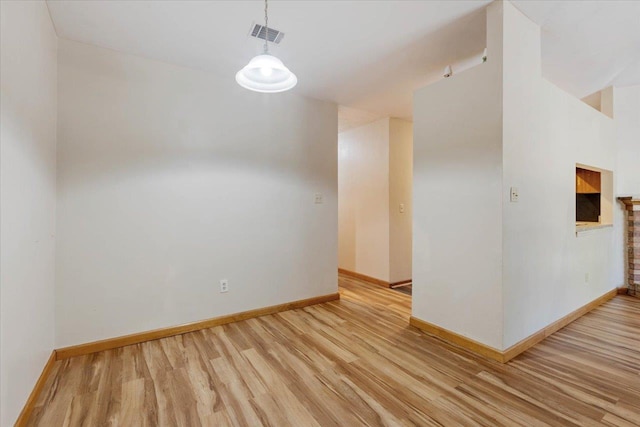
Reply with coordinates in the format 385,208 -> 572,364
338,106 -> 386,133
46,1 -> 640,121
515,1 -> 640,98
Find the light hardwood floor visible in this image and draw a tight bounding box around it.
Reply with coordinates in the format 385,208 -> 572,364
28,276 -> 640,426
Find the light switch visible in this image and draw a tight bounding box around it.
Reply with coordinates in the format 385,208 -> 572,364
510,187 -> 519,202
399,203 -> 405,213
314,193 -> 323,204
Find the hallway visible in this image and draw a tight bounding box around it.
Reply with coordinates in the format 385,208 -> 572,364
29,276 -> 640,426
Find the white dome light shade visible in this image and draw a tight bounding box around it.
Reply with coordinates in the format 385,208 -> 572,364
236,54 -> 297,93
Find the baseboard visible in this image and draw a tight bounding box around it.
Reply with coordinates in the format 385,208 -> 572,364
409,317 -> 504,362
410,288 -> 618,363
617,286 -> 629,295
338,268 -> 390,288
56,292 -> 340,360
501,288 -> 618,362
15,350 -> 57,427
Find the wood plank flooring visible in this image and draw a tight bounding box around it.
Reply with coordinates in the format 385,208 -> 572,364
28,276 -> 640,426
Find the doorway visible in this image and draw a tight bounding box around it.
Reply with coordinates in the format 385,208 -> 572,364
337,108 -> 413,296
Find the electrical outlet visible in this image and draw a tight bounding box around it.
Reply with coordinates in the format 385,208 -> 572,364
585,273 -> 589,283
399,203 -> 405,213
314,193 -> 323,204
220,279 -> 229,293
510,187 -> 519,202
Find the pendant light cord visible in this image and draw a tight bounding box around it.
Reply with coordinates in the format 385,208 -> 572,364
264,0 -> 269,54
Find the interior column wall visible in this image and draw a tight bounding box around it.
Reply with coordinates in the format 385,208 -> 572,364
412,0 -> 620,352
500,0 -> 617,349
412,0 -> 504,350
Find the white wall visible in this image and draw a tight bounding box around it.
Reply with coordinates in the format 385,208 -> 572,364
338,118 -> 390,281
0,1 -> 57,425
389,118 -> 413,283
55,40 -> 338,347
500,0 -> 617,348
413,0 -> 619,351
614,86 -> 640,195
412,1 -> 504,349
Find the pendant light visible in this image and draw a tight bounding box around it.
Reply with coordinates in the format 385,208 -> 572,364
236,0 -> 297,93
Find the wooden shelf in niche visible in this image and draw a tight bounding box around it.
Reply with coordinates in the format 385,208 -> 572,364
576,168 -> 601,194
